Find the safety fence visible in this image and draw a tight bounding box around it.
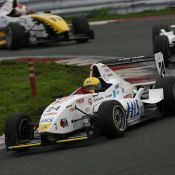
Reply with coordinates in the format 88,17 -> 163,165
0,0 -> 174,15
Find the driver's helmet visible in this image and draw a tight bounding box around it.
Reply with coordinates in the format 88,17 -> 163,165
83,77 -> 101,91
14,4 -> 27,16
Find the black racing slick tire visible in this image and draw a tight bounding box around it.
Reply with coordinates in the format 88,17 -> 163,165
97,100 -> 127,139
72,16 -> 94,43
152,24 -> 170,41
153,35 -> 170,67
155,77 -> 175,116
6,22 -> 25,50
5,113 -> 33,151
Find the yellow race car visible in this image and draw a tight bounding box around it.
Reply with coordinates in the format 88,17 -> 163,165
0,0 -> 94,49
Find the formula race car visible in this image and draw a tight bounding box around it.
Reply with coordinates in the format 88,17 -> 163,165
4,53 -> 175,152
152,24 -> 175,67
0,0 -> 94,50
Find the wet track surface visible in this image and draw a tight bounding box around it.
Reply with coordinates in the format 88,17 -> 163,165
1,16 -> 175,175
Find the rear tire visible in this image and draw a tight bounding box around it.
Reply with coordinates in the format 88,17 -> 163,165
153,35 -> 170,67
72,16 -> 94,43
5,113 -> 33,151
97,100 -> 127,139
6,22 -> 25,50
155,77 -> 175,116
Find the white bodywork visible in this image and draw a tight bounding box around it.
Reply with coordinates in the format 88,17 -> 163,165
0,0 -> 14,15
160,27 -> 175,47
0,0 -> 51,43
38,63 -> 164,135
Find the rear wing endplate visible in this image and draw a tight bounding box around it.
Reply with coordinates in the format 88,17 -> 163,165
154,52 -> 166,78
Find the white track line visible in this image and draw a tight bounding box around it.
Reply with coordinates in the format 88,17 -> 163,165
76,59 -> 100,66
0,135 -> 5,150
65,58 -> 92,65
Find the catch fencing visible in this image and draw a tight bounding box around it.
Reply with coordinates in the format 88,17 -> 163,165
0,0 -> 174,15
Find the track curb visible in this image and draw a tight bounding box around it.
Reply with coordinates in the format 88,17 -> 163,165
0,135 -> 5,149
90,14 -> 175,25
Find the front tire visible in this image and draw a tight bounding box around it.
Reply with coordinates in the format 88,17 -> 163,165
155,77 -> 175,116
97,100 -> 127,139
4,113 -> 33,151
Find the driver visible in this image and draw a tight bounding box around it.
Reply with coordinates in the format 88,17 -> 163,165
75,77 -> 102,94
9,4 -> 27,17
14,4 -> 27,15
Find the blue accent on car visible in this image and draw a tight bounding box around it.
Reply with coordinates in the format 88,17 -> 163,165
126,99 -> 140,119
113,90 -> 116,98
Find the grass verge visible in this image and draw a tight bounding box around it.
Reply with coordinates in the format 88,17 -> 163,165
63,7 -> 175,22
0,61 -> 89,135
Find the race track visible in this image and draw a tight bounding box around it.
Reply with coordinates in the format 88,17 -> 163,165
1,16 -> 175,58
1,16 -> 175,175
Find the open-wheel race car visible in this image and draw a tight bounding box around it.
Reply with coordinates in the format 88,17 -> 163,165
152,24 -> 175,67
0,0 -> 94,49
4,53 -> 175,152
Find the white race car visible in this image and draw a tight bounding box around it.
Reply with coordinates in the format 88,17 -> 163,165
152,24 -> 175,67
4,53 -> 175,152
0,0 -> 94,50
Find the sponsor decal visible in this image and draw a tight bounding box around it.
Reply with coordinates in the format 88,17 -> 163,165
125,99 -> 140,119
54,123 -> 58,130
113,90 -> 117,98
66,105 -> 72,109
88,98 -> 93,105
76,98 -> 84,104
115,85 -> 119,89
39,123 -> 51,132
107,73 -> 113,77
40,117 -> 54,123
102,74 -> 108,81
105,94 -> 112,98
43,112 -> 57,116
94,97 -> 104,102
104,68 -> 110,72
124,93 -> 133,99
60,118 -> 68,128
85,107 -> 91,112
70,107 -> 75,112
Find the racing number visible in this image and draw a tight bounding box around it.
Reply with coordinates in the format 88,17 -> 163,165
46,106 -> 60,112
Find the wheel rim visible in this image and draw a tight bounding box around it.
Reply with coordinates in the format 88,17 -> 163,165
19,118 -> 32,140
112,105 -> 126,131
6,29 -> 12,48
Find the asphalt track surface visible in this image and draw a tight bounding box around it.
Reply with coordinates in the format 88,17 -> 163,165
1,16 -> 175,58
1,16 -> 175,175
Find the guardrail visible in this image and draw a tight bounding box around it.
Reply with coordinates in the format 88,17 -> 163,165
0,0 -> 174,15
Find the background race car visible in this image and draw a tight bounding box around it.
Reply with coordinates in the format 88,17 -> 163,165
0,0 -> 94,49
4,53 -> 175,152
152,24 -> 175,67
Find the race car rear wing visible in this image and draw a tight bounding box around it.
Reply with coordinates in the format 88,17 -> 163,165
97,55 -> 154,66
154,52 -> 166,78
97,52 -> 166,78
